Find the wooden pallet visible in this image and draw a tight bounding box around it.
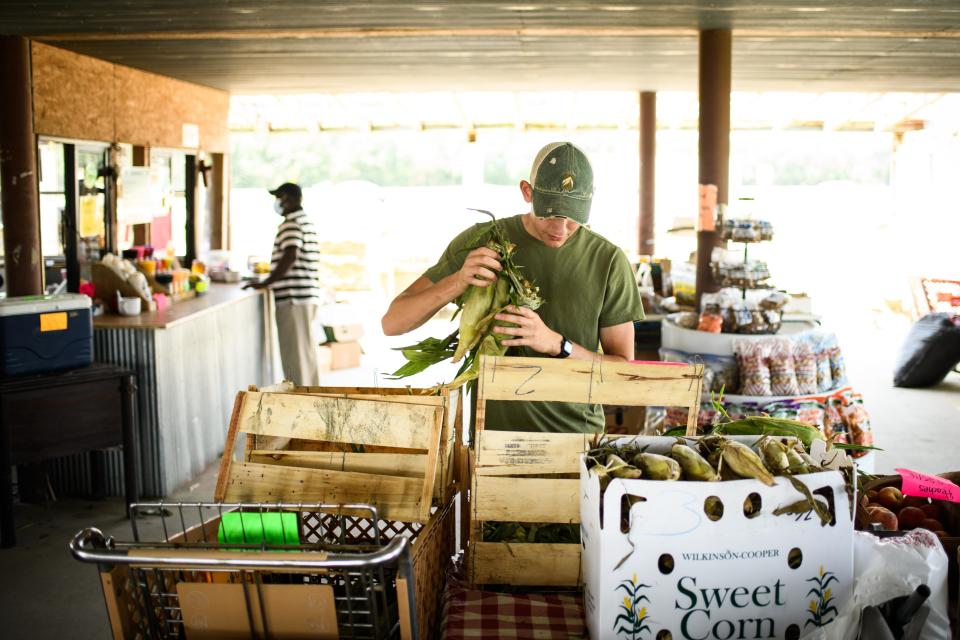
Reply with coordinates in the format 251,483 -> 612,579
215,383 -> 462,523
467,356 -> 703,587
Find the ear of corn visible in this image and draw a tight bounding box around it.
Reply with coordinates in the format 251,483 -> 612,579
451,278 -> 497,362
585,436 -> 847,528
713,416 -> 824,449
785,446 -> 813,474
670,444 -> 720,481
720,440 -> 776,486
633,452 -> 681,480
757,437 -> 791,474
391,211 -> 543,386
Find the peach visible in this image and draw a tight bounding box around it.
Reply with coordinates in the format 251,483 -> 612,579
897,507 -> 926,529
919,518 -> 945,532
867,505 -> 898,531
875,487 -> 903,511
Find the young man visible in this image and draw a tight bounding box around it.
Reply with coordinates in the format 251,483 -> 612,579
382,142 -> 643,433
245,182 -> 323,385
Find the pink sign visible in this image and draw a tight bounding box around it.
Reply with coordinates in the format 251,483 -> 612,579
896,468 -> 960,503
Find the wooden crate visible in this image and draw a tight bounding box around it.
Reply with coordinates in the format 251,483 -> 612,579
467,356 -> 703,587
215,383 -> 462,523
95,499 -> 457,640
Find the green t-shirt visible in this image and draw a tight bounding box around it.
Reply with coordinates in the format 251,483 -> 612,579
424,214 -> 643,433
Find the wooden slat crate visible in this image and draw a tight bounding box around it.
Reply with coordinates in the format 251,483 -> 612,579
215,383 -> 462,523
467,356 -> 703,587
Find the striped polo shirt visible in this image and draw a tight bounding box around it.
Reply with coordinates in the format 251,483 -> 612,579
271,208 -> 322,305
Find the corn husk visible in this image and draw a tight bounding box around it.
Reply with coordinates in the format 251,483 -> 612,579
633,452 -> 681,481
720,440 -> 776,486
757,436 -> 791,475
391,210 -> 542,387
670,443 -> 720,481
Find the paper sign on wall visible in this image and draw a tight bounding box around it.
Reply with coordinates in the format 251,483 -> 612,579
896,468 -> 960,503
698,184 -> 718,231
79,195 -> 104,237
182,123 -> 200,148
118,166 -> 162,224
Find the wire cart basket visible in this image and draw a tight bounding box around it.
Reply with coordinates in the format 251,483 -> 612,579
70,501 -> 453,639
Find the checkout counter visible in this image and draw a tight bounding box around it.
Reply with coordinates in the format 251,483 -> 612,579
91,284 -> 274,497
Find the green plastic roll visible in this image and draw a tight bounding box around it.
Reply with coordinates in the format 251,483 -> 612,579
217,511 -> 301,547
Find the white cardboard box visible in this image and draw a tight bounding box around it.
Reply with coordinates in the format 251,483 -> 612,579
580,437 -> 854,640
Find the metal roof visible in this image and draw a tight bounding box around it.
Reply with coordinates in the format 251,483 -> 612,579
2,1 -> 960,93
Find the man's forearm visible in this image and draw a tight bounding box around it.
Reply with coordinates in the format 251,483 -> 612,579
263,250 -> 297,286
570,343 -> 629,363
551,336 -> 629,363
382,274 -> 465,336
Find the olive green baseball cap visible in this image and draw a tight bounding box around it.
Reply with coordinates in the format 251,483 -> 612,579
529,142 -> 594,224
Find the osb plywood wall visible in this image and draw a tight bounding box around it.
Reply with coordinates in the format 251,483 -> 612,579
114,65 -> 229,151
31,42 -> 228,152
31,42 -> 115,143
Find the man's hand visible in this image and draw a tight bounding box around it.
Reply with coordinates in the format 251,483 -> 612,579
456,247 -> 501,293
493,305 -> 563,355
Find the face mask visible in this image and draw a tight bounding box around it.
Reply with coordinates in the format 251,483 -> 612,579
273,199 -> 284,214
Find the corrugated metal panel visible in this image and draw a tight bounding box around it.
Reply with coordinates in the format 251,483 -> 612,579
48,451 -> 93,496
50,329 -> 161,497
152,293 -> 269,496
97,328 -> 162,496
48,447 -> 127,498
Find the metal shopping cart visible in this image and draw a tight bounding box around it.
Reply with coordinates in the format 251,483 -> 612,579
70,502 -> 434,639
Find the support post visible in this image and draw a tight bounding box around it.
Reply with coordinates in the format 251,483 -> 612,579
0,36 -> 43,296
639,91 -> 656,257
184,154 -> 197,267
696,29 -> 732,308
131,145 -> 150,246
207,153 -> 228,250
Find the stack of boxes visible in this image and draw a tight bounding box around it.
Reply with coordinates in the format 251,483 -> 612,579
319,323 -> 363,372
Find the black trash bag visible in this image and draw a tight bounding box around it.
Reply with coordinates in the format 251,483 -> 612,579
893,313 -> 960,388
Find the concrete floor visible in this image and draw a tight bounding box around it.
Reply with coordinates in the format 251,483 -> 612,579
0,315 -> 957,638
0,468 -> 219,639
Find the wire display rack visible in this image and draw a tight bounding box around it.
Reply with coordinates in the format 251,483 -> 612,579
70,502 -> 425,639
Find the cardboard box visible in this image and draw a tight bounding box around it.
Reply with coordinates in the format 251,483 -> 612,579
317,344 -> 333,373
328,340 -> 362,370
604,405 -> 647,435
580,437 -> 854,640
323,323 -> 364,343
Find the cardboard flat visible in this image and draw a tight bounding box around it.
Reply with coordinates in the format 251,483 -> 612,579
177,582 -> 338,639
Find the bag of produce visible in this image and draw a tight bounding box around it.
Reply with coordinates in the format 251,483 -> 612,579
794,339 -> 819,394
769,337 -> 801,396
736,339 -> 773,396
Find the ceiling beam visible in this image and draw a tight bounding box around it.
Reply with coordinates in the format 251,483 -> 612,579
38,27 -> 960,43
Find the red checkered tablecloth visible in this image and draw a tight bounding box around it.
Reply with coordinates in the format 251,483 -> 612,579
440,581 -> 586,639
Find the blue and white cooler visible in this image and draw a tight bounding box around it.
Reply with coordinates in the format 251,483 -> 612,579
0,293 -> 93,377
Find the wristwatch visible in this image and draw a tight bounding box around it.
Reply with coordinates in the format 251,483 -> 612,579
553,335 -> 573,359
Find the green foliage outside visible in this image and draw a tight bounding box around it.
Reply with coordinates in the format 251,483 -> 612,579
231,130 -> 462,188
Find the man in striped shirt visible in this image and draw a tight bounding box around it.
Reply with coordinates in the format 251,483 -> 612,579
245,182 -> 323,385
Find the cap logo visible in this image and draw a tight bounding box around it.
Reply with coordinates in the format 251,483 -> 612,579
561,174 -> 575,191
